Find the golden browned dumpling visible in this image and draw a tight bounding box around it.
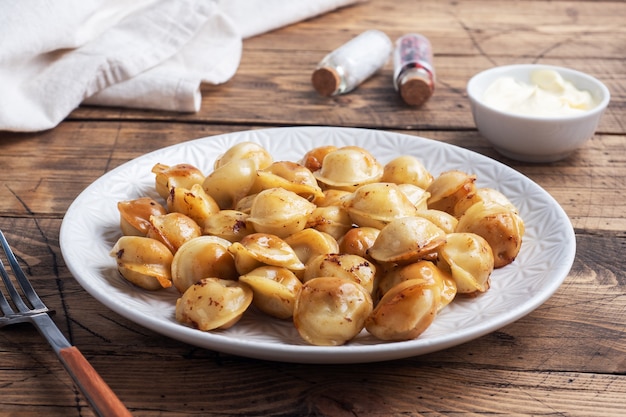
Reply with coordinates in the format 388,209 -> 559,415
426,170 -> 477,217
365,279 -> 439,341
167,184 -> 220,229
117,197 -> 167,236
381,155 -> 434,189
171,236 -> 238,293
303,253 -> 377,295
293,277 -> 373,346
175,278 -> 253,331
239,266 -> 303,319
397,183 -> 430,211
344,182 -> 418,229
203,210 -> 254,243
202,158 -> 257,210
228,233 -> 306,275
152,163 -> 205,201
250,161 -> 324,201
456,201 -> 524,268
300,145 -> 338,172
313,189 -> 352,207
213,141 -> 273,171
437,232 -> 494,295
313,146 -> 383,191
233,193 -> 256,214
146,212 -> 201,254
368,216 -> 446,265
283,228 -> 339,265
454,187 -> 519,218
110,236 -> 173,290
376,260 -> 457,310
305,205 -> 353,241
338,227 -> 380,261
415,209 -> 458,234
247,188 -> 316,238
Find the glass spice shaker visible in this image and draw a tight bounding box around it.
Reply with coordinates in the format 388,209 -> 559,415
312,30 -> 393,96
393,33 -> 435,106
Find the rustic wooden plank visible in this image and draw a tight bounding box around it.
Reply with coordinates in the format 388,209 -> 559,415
67,55 -> 624,134
2,123 -> 624,232
0,123 -> 244,216
66,0 -> 625,133
3,317 -> 626,417
3,354 -> 625,417
2,337 -> 625,416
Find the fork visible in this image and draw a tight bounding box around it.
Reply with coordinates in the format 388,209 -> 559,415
0,230 -> 132,417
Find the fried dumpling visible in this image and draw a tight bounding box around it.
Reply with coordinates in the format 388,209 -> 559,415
427,170 -> 477,217
368,216 -> 446,265
117,197 -> 167,237
228,233 -> 306,275
175,278 -> 253,331
152,163 -> 205,201
456,201 -> 524,268
365,279 -> 439,341
110,236 -> 173,290
313,146 -> 383,191
293,277 -> 373,346
171,236 -> 237,293
239,266 -> 302,319
437,232 -> 494,295
381,155 -> 434,189
247,188 -> 316,238
344,182 -> 418,229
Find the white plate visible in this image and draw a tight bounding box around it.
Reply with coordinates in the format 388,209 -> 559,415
60,127 -> 575,364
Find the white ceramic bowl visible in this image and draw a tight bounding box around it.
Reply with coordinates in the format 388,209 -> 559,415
467,64 -> 610,162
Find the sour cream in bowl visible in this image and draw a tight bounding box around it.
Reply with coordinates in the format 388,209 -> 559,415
467,64 -> 610,162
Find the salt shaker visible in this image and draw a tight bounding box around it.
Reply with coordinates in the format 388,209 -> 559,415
393,33 -> 435,106
312,30 -> 392,96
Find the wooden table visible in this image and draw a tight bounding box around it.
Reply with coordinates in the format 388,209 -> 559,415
1,1 -> 625,415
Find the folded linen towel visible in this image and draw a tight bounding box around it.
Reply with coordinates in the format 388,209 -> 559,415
0,0 -> 361,132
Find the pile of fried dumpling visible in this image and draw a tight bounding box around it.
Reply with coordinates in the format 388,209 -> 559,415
110,142 -> 524,346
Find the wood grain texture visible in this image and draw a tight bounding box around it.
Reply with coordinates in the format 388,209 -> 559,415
1,0 -> 625,415
58,347 -> 132,417
1,123 -> 624,232
68,1 -> 626,133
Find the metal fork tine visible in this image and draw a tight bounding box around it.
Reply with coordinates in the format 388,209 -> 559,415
0,243 -> 30,314
0,230 -> 47,312
0,280 -> 15,317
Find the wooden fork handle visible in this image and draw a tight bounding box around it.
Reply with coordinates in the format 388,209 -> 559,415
59,346 -> 133,417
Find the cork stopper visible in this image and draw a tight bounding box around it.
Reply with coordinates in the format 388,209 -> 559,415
399,72 -> 433,106
312,66 -> 340,96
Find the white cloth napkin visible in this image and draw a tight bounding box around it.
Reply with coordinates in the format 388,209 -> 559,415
0,0 -> 361,132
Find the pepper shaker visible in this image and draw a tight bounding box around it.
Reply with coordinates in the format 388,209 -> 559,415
393,33 -> 435,106
312,30 -> 392,96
